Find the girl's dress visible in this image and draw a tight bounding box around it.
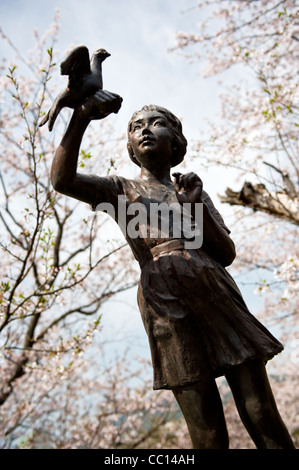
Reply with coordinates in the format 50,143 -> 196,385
91,175 -> 283,390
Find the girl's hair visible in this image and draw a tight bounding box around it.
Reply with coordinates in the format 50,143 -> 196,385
127,105 -> 187,168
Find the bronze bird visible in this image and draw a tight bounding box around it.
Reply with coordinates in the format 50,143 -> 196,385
39,45 -> 111,131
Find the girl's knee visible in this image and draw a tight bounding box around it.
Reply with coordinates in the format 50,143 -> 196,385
238,394 -> 273,426
189,425 -> 229,449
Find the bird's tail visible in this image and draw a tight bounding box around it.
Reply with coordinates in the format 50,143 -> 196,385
47,104 -> 62,132
38,102 -> 62,132
39,112 -> 49,128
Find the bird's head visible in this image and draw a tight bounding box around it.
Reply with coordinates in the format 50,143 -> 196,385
92,49 -> 111,62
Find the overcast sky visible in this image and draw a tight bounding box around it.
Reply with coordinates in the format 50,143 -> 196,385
1,0 -> 238,206
1,1 -> 262,362
1,0 -> 221,138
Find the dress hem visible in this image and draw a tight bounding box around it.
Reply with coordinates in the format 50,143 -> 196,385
152,349 -> 283,391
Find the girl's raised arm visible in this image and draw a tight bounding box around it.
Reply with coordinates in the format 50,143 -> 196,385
51,90 -> 122,205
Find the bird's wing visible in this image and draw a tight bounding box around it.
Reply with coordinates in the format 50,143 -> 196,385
60,46 -> 91,88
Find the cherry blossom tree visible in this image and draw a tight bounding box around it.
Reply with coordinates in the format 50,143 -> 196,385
173,0 -> 299,447
174,0 -> 298,341
0,337 -> 186,449
1,2 -> 298,449
0,14 -> 165,448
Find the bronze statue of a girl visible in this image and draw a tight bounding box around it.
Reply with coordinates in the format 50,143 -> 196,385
51,88 -> 295,449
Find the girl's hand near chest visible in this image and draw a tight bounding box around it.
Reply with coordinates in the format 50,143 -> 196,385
173,172 -> 203,205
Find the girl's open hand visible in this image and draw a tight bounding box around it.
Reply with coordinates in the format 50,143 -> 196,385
173,172 -> 203,205
78,89 -> 123,121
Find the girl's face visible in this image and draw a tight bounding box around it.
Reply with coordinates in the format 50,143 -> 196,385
129,110 -> 173,170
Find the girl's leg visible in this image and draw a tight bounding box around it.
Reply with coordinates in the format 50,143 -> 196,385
225,359 -> 295,449
172,377 -> 229,449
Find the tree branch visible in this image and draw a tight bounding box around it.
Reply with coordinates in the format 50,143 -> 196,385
219,181 -> 299,226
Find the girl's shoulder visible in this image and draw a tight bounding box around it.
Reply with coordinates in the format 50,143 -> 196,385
202,190 -> 231,234
89,174 -> 146,211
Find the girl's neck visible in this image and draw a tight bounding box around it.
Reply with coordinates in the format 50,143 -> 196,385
139,165 -> 172,186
